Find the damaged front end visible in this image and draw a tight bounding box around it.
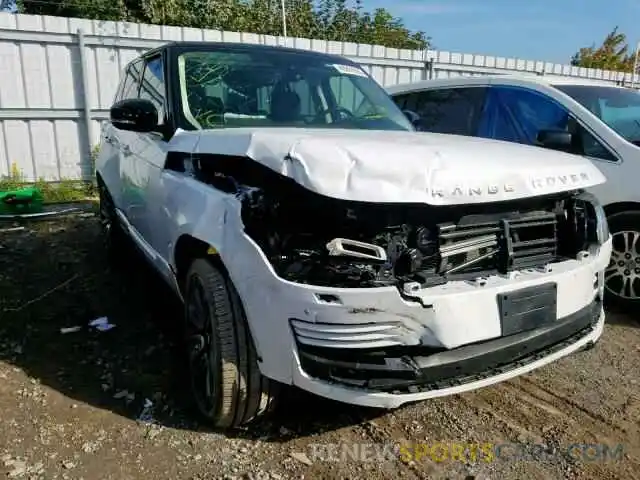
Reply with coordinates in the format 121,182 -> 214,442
246,192 -> 604,290
175,153 -> 607,394
178,153 -> 606,293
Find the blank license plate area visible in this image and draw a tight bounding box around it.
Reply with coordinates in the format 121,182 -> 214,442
498,283 -> 557,336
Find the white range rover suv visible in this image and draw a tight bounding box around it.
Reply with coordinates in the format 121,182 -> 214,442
388,75 -> 640,308
97,42 -> 611,429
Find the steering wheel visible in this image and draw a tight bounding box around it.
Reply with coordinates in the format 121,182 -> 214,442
309,107 -> 355,124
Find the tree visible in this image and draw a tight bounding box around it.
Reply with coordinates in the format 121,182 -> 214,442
315,0 -> 429,49
17,0 -> 429,50
356,8 -> 428,50
17,0 -> 135,20
571,26 -> 637,72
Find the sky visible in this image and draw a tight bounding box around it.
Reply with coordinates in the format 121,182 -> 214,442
1,0 -> 637,64
365,0 -> 640,64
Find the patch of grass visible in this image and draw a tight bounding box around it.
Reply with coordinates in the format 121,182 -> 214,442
1,162 -> 97,204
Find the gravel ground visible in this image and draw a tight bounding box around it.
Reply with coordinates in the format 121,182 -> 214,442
1,214 -> 639,480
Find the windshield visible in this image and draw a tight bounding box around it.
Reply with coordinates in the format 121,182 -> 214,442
555,84 -> 640,146
177,49 -> 413,131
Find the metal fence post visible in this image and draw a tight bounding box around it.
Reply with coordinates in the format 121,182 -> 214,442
76,28 -> 93,181
422,50 -> 434,81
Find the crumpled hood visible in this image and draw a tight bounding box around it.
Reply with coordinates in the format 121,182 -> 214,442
191,127 -> 606,205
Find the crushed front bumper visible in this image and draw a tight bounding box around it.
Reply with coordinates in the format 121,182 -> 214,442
292,299 -> 602,399
226,230 -> 611,408
291,306 -> 604,408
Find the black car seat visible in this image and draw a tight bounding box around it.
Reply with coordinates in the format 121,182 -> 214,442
269,84 -> 301,123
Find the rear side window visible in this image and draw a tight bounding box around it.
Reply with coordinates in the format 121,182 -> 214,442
139,55 -> 167,124
120,59 -> 144,101
113,73 -> 126,102
398,87 -> 488,136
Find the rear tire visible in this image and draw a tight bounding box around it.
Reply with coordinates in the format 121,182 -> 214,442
604,210 -> 640,311
184,258 -> 278,428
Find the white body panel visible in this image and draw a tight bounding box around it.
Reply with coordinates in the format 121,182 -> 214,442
97,121 -> 611,408
192,128 -> 605,205
387,75 -> 640,211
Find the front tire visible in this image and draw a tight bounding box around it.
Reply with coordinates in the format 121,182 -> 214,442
604,210 -> 640,310
184,258 -> 278,428
98,180 -> 129,260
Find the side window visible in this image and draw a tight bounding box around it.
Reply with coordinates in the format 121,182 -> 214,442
329,76 -> 364,113
408,87 -> 488,136
573,121 -> 617,161
392,93 -> 410,110
113,73 -> 126,102
290,79 -> 317,117
257,85 -> 270,114
486,86 -> 616,161
400,92 -> 420,111
139,56 -> 166,124
120,60 -> 143,100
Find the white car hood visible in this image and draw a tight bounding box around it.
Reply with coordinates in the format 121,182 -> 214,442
190,128 -> 605,205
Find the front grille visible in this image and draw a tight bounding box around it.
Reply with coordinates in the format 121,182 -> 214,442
437,210 -> 559,276
256,190 -> 596,289
502,213 -> 558,270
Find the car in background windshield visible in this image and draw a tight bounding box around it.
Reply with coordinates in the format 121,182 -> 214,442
177,49 -> 413,132
554,84 -> 640,147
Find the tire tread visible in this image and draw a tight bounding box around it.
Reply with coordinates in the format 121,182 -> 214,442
186,258 -> 277,428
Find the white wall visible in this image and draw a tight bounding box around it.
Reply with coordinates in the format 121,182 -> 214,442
0,12 -> 637,181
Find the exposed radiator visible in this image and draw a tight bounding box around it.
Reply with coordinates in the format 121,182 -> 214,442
436,211 -> 558,275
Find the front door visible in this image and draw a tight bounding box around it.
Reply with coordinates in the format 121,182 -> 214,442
119,54 -> 175,280
477,85 -> 622,203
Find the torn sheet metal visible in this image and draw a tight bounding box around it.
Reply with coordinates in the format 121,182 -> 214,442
192,128 -> 606,205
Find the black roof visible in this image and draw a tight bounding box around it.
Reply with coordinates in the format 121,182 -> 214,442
143,41 -> 356,65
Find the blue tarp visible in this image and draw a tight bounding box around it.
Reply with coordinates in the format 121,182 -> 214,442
477,86 -> 569,144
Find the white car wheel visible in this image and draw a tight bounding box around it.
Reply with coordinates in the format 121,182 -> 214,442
604,211 -> 640,309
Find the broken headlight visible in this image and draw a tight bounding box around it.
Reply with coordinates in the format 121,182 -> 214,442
594,201 -> 609,245
572,192 -> 609,248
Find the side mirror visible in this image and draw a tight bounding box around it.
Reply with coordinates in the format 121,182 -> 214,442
110,98 -> 158,133
537,129 -> 573,152
402,109 -> 421,130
